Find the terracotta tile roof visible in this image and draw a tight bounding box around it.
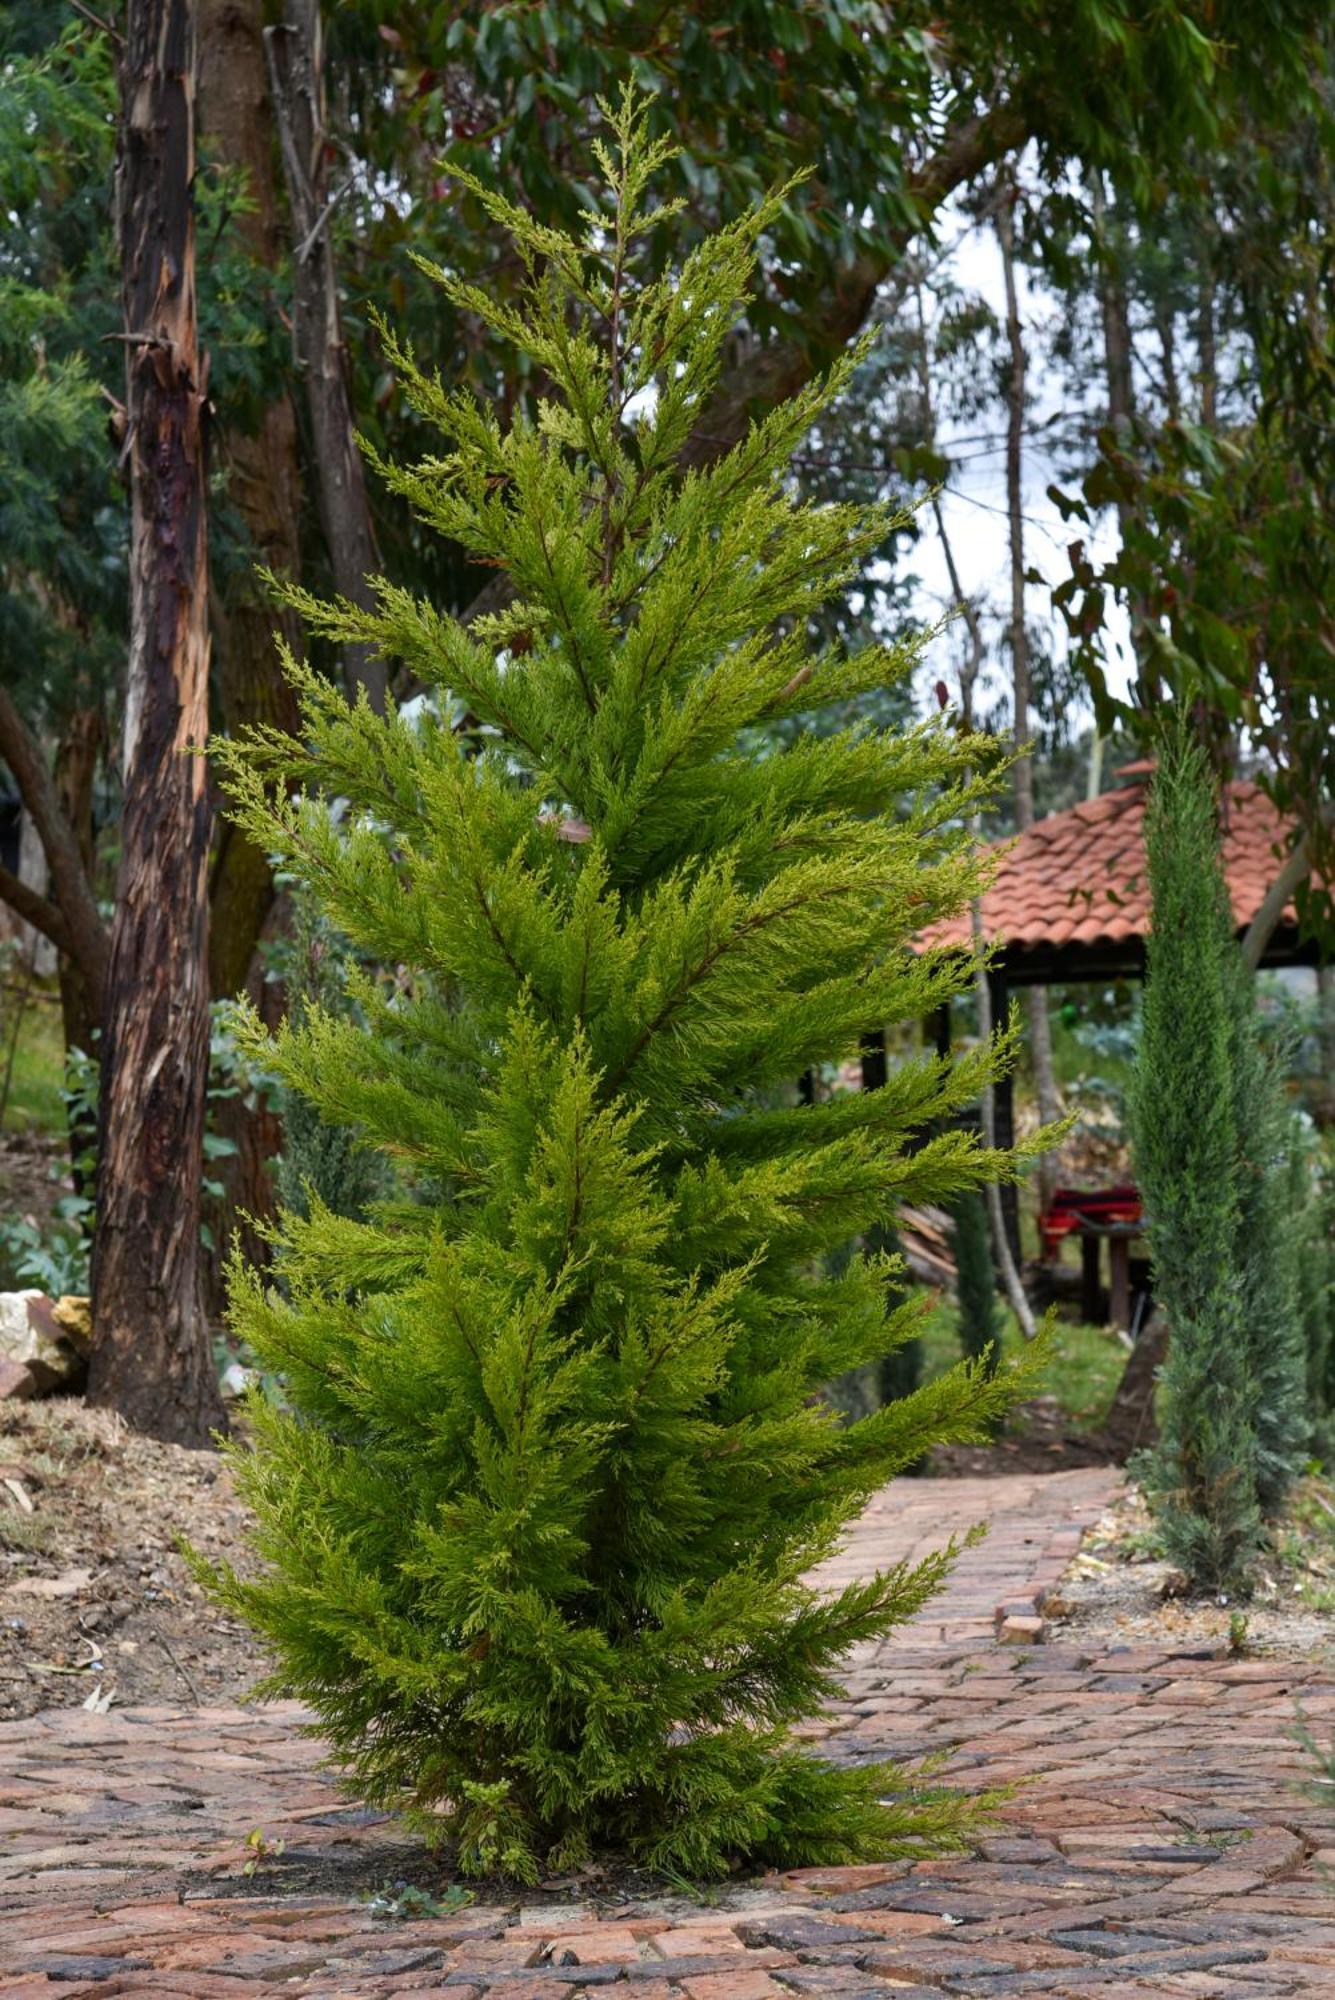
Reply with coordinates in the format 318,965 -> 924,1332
920,776 -> 1301,958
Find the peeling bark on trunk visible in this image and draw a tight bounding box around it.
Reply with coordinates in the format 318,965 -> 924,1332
265,0 -> 385,712
199,0 -> 305,1005
997,184 -> 1062,1214
89,0 -> 225,1446
196,0 -> 308,1303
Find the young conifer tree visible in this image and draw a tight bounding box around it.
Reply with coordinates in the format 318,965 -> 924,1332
953,1188 -> 1002,1376
1224,958 -> 1306,1514
1130,726 -> 1259,1594
203,95 -> 1049,1881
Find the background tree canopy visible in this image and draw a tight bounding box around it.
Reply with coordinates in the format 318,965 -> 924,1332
0,0 -> 1330,1437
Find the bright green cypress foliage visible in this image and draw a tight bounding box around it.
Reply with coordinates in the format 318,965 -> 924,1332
201,95 -> 1050,1881
952,1188 -> 1001,1376
273,889 -> 391,1225
1225,967 -> 1306,1513
1130,725 -> 1259,1595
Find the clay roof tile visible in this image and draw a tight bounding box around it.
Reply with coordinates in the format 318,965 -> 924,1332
915,780 -> 1304,962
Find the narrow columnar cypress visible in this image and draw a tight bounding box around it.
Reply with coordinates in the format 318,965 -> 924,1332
1225,962 -> 1306,1513
199,95 -> 1052,1881
1130,727 -> 1259,1594
953,1187 -> 1002,1376
1293,1134 -> 1335,1462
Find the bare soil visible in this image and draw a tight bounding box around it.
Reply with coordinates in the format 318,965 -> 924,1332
1049,1479 -> 1335,1658
928,1392 -> 1120,1477
0,1396 -> 261,1719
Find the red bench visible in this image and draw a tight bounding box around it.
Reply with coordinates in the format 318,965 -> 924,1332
1039,1183 -> 1142,1261
1039,1184 -> 1145,1331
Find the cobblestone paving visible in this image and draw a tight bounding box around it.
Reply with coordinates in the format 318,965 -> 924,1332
4,1467 -> 1335,1998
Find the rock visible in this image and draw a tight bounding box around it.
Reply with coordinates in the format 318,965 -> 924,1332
0,1292 -> 91,1398
220,1359 -> 259,1400
997,1614 -> 1047,1645
0,1357 -> 38,1400
51,1294 -> 92,1353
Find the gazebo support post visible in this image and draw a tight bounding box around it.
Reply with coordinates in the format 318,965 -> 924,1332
988,969 -> 1023,1270
1081,1233 -> 1102,1323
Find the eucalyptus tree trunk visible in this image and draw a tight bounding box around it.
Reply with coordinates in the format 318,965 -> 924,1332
996,182 -> 1062,1218
199,0 -> 305,1004
54,707 -> 104,1190
198,0 -> 306,1299
913,281 -> 1036,1337
265,0 -> 386,712
1089,171 -> 1154,700
89,0 -> 225,1446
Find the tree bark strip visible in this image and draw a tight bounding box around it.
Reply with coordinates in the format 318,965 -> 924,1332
199,0 -> 306,1004
54,707 -> 105,1187
996,181 -> 1062,1213
1089,171 -> 1154,699
265,0 -> 386,711
0,687 -> 109,1008
89,0 -> 225,1445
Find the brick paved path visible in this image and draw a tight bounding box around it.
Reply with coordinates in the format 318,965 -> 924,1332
3,1466 -> 1334,1998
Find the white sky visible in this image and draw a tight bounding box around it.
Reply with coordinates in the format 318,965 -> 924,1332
909,204 -> 1137,718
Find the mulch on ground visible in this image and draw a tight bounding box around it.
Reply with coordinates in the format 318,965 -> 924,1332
1051,1477 -> 1335,1660
0,1400 -> 258,1720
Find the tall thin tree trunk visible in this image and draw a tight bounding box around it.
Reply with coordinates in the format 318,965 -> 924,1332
89,0 -> 225,1445
54,707 -> 104,1190
1198,271 -> 1218,429
1155,299 -> 1181,424
265,0 -> 385,712
1090,171 -> 1153,700
996,182 -> 1062,1216
914,281 -> 1037,1338
16,802 -> 57,978
199,0 -> 304,1004
198,0 -> 306,1301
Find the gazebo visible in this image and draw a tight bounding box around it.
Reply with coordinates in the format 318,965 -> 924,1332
911,762 -> 1323,1293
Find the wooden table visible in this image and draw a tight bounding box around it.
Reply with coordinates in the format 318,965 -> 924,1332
1076,1217 -> 1142,1332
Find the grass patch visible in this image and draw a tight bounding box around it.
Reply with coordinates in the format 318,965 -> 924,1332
0,991 -> 66,1136
917,1294 -> 1126,1430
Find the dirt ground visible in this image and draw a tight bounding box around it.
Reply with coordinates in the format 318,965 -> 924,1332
5,1390 -> 1330,1745
0,1397 -> 261,1720
929,1392 -> 1119,1476
1050,1479 -> 1335,1658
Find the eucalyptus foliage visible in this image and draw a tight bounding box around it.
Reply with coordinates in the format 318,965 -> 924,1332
201,97 -> 1050,1881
